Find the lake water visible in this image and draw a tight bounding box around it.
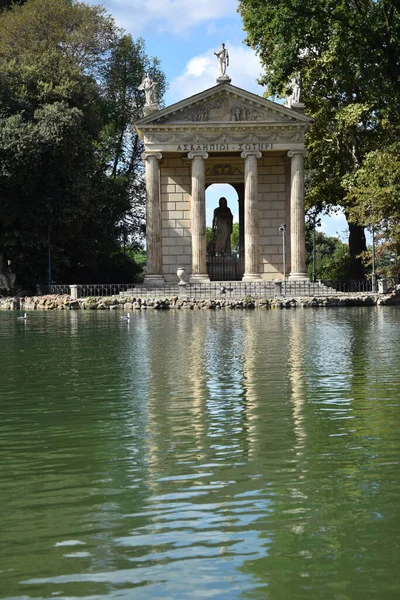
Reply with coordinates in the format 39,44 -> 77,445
1,307 -> 400,600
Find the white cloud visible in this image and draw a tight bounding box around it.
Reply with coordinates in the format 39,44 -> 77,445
167,43 -> 265,104
103,0 -> 237,35
319,209 -> 349,240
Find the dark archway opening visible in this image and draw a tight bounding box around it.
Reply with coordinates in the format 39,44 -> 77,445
205,183 -> 244,280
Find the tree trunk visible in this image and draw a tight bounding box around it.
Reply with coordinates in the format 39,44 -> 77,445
346,217 -> 367,279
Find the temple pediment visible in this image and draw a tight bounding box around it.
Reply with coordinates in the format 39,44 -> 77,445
135,82 -> 312,129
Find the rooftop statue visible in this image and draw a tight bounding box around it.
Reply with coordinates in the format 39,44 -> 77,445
285,73 -> 302,108
215,43 -> 231,83
139,74 -> 159,113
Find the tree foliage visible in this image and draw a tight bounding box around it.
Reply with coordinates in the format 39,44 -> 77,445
0,0 -> 165,290
238,0 -> 400,277
206,222 -> 240,254
305,226 -> 351,281
346,143 -> 400,245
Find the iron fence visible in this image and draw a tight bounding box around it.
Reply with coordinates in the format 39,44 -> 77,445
320,279 -> 373,294
206,251 -> 244,281
46,284 -> 70,295
127,279 -> 387,298
42,278 -> 398,300
78,283 -> 137,297
48,283 -> 137,297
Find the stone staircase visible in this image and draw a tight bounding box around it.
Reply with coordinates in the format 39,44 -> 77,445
120,279 -> 341,299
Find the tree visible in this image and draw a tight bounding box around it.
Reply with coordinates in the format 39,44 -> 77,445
99,35 -> 166,247
0,0 -> 165,289
0,0 -> 28,9
346,144 -> 400,255
305,226 -> 351,281
238,0 -> 400,278
206,222 -> 240,254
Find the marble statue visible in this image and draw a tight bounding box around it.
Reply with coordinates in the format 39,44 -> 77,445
139,74 -> 158,106
212,197 -> 233,255
285,73 -> 302,107
215,43 -> 229,78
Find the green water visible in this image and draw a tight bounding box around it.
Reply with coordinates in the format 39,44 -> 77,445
1,307 -> 400,600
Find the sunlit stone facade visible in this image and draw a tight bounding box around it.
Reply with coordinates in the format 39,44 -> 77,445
135,82 -> 312,283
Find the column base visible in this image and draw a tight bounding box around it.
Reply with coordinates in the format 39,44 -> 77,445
288,272 -> 309,281
190,273 -> 210,283
144,275 -> 165,287
242,273 -> 262,282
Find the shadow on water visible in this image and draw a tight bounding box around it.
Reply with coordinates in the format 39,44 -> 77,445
0,308 -> 400,599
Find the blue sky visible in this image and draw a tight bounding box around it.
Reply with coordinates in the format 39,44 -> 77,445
87,0 -> 350,240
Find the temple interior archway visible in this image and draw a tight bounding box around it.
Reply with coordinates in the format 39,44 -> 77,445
206,183 -> 242,280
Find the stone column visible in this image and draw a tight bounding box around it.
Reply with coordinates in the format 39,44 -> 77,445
241,150 -> 262,281
143,152 -> 164,286
188,151 -> 210,282
288,150 -> 308,280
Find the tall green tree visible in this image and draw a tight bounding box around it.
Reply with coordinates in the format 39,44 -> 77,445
99,35 -> 166,247
238,0 -> 400,278
305,226 -> 351,281
0,0 -> 165,289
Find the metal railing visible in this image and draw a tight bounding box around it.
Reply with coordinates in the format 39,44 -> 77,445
320,279 -> 373,294
206,251 -> 244,281
46,284 -> 70,295
47,283 -> 136,297
122,281 -> 337,298
123,279 -> 390,298
39,278 -> 398,299
78,283 -> 136,297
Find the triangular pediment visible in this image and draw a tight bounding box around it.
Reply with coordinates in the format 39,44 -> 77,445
135,83 -> 312,129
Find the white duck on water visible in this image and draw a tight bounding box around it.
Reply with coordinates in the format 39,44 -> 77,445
121,312 -> 131,321
17,312 -> 27,320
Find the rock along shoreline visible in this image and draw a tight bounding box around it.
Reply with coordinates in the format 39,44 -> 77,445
1,289 -> 400,312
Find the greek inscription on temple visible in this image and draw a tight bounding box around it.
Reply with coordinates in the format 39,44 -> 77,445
175,142 -> 272,152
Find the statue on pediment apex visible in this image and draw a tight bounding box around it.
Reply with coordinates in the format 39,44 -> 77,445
215,43 -> 231,83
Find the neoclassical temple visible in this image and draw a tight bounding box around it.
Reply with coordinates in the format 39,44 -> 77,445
135,71 -> 312,284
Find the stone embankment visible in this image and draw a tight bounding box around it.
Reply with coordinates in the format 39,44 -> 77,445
1,288 -> 400,311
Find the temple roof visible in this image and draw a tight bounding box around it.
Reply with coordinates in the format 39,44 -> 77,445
135,82 -> 312,133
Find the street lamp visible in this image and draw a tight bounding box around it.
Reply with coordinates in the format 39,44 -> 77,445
307,208 -> 320,283
279,224 -> 286,296
371,225 -> 377,292
47,223 -> 52,290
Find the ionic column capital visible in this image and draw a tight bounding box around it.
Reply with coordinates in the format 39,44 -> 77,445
187,151 -> 209,160
287,149 -> 308,158
142,151 -> 162,162
241,150 -> 262,160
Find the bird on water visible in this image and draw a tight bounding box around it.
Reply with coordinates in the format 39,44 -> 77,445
121,312 -> 131,321
17,313 -> 27,320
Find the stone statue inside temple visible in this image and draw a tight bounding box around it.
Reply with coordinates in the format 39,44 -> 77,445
212,197 -> 233,255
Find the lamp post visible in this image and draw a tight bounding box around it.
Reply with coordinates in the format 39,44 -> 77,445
307,208 -> 320,283
47,223 -> 52,290
371,225 -> 377,292
279,224 -> 286,296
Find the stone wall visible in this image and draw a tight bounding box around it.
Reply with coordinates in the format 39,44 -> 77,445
2,288 -> 400,312
160,157 -> 192,282
258,154 -> 289,279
